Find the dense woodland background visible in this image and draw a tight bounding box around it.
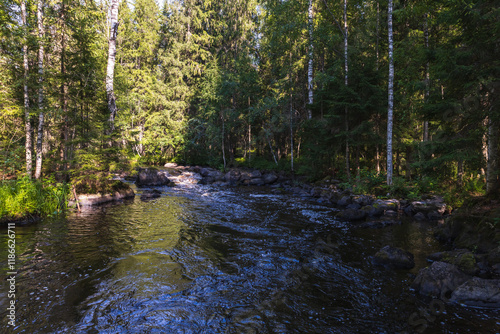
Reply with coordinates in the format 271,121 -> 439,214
0,0 -> 499,210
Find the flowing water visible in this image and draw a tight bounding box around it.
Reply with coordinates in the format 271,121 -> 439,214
1,182 -> 499,333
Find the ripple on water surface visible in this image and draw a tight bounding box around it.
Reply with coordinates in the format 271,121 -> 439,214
0,185 -> 499,333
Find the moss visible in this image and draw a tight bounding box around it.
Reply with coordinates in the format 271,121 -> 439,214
457,252 -> 477,274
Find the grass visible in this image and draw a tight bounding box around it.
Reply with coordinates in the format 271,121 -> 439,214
0,176 -> 69,222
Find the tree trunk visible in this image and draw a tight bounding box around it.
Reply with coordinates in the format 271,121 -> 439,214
34,0 -> 45,180
387,0 -> 394,186
344,0 -> 350,180
21,0 -> 32,178
290,96 -> 294,171
423,13 -> 430,142
307,0 -> 313,119
106,0 -> 119,134
60,0 -> 68,176
487,119 -> 499,193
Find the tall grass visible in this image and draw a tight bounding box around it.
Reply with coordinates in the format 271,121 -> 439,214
0,176 -> 69,221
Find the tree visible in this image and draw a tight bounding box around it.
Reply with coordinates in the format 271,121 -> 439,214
34,0 -> 44,179
106,0 -> 119,134
21,0 -> 32,177
386,0 -> 394,185
307,0 -> 313,120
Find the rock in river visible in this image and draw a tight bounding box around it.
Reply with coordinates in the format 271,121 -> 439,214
136,168 -> 171,187
411,261 -> 470,299
450,277 -> 500,308
373,245 -> 415,269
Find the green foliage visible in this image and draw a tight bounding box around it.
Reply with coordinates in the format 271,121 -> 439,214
0,176 -> 69,221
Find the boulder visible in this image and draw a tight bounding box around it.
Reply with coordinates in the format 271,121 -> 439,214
373,245 -> 415,269
73,189 -> 135,206
346,203 -> 361,210
248,178 -> 265,186
136,168 -> 171,187
373,199 -> 400,212
336,208 -> 367,221
427,249 -> 479,276
250,170 -> 262,178
381,210 -> 398,219
411,197 -> 446,215
352,195 -> 373,206
356,220 -> 402,229
208,170 -> 224,181
337,196 -> 352,207
414,212 -> 427,221
262,173 -> 278,185
140,189 -> 162,200
450,277 -> 500,308
361,205 -> 384,217
411,261 -> 470,299
225,170 -> 241,183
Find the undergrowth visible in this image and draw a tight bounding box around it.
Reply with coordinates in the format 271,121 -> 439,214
0,176 -> 69,221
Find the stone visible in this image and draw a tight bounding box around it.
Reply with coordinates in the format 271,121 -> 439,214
427,250 -> 479,276
140,189 -> 162,200
382,210 -> 398,219
427,210 -> 443,220
250,170 -> 262,178
411,261 -> 470,299
373,199 -> 400,212
225,170 -> 241,183
352,195 -> 373,206
346,203 -> 361,210
414,212 -> 427,221
262,173 -> 278,185
373,245 -> 415,269
136,168 -> 171,187
248,178 -> 265,186
336,208 -> 367,221
361,205 -> 384,217
450,277 -> 500,308
411,197 -> 446,215
73,189 -> 135,206
337,196 -> 352,207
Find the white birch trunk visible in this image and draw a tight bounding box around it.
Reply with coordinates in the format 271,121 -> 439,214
387,0 -> 394,186
423,13 -> 430,142
21,0 -> 32,177
290,97 -> 294,171
307,0 -> 313,119
34,0 -> 45,180
487,118 -> 499,193
106,0 -> 119,134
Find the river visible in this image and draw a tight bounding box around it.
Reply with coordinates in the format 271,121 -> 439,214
1,182 -> 499,333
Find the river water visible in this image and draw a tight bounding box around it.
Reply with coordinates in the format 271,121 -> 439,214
1,182 -> 499,333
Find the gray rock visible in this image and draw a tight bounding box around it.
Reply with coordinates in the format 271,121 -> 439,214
373,199 -> 400,212
337,208 -> 367,221
250,170 -> 262,178
427,210 -> 443,220
136,168 -> 171,187
373,245 -> 415,269
382,210 -> 398,219
414,212 -> 427,221
411,197 -> 446,215
450,277 -> 500,308
338,196 -> 352,207
361,205 -> 384,217
346,203 -> 361,210
225,170 -> 241,182
263,173 -> 278,185
352,195 -> 373,206
248,178 -> 265,186
426,250 -> 479,276
140,189 -> 162,200
411,261 -> 470,299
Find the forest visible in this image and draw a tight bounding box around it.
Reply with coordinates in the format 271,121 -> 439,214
0,0 -> 499,220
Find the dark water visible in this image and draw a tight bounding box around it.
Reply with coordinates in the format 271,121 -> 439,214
1,184 -> 499,333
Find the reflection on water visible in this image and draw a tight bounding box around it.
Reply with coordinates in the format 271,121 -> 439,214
0,185 -> 499,333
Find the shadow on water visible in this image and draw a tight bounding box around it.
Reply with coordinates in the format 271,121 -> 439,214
1,185 -> 499,333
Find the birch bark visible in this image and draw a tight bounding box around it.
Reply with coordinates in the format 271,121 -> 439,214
34,0 -> 45,179
21,0 -> 32,177
106,0 -> 119,134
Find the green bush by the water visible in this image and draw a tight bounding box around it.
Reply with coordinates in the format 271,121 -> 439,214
0,176 -> 69,221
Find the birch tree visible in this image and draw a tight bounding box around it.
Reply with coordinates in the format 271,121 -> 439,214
106,0 -> 119,134
387,0 -> 394,185
21,0 -> 32,177
307,0 -> 313,120
34,0 -> 44,179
